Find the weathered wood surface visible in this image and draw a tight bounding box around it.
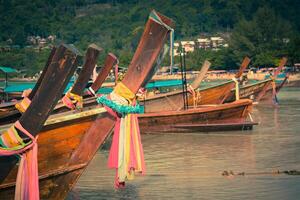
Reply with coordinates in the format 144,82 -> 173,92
0,47 -> 57,122
89,53 -> 117,93
142,80 -> 235,113
140,57 -> 250,113
70,44 -> 102,95
19,44 -> 81,137
0,43 -> 81,198
29,47 -> 57,99
172,121 -> 258,132
190,60 -> 211,89
0,10 -> 174,199
139,99 -> 253,133
225,57 -> 288,103
235,56 -> 251,78
255,57 -> 287,102
225,79 -> 272,102
0,45 -> 103,123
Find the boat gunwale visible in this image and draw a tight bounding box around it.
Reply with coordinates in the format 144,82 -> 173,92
139,99 -> 252,117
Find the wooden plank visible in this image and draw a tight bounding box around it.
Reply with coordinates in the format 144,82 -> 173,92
19,44 -> 81,137
255,57 -> 287,102
274,57 -> 287,77
89,53 -> 117,93
190,60 -> 211,89
122,10 -> 175,93
71,44 -> 102,95
28,47 -> 57,100
235,56 -> 251,78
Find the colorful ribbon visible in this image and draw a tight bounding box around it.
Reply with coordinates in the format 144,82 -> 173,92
62,92 -> 83,110
97,83 -> 145,188
232,77 -> 240,100
0,121 -> 39,200
15,97 -> 31,113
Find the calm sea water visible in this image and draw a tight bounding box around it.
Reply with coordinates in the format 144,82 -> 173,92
67,87 -> 300,200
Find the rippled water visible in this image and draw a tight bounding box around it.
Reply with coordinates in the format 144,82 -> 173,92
67,87 -> 300,200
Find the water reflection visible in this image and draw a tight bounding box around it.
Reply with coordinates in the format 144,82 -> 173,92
67,88 -> 300,200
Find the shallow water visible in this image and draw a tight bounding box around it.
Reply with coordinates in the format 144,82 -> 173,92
67,87 -> 300,200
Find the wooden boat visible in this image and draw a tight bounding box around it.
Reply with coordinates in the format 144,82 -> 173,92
0,43 -> 82,199
0,10 -> 174,199
141,57 -> 251,113
0,44 -> 104,125
225,57 -> 288,103
139,99 -> 254,133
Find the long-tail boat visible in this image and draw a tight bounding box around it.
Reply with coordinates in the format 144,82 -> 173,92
140,57 -> 251,113
139,99 -> 254,133
0,47 -> 57,118
0,44 -> 104,125
0,10 -> 174,199
0,43 -> 81,199
225,57 -> 288,103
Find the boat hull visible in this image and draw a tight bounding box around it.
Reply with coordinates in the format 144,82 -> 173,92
141,81 -> 235,113
0,107 -> 115,199
225,80 -> 273,102
138,99 -> 253,133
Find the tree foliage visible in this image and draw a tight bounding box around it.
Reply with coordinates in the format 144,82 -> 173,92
0,0 -> 299,74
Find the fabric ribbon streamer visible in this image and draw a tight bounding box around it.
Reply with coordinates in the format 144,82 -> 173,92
15,97 -> 31,113
149,10 -> 174,73
232,77 -> 240,100
62,91 -> 83,110
97,82 -> 145,188
0,121 -> 39,200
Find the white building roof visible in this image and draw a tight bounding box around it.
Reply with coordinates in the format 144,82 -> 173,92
181,41 -> 195,45
210,37 -> 224,41
197,38 -> 210,42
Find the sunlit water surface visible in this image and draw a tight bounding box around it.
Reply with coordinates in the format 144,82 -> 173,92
67,87 -> 300,200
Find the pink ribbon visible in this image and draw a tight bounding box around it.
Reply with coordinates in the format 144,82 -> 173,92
0,121 -> 39,200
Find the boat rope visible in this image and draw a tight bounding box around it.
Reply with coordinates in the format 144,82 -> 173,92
222,170 -> 300,177
96,82 -> 145,188
232,77 -> 240,101
270,76 -> 279,105
187,84 -> 201,108
0,121 -> 39,200
62,91 -> 83,110
15,97 -> 31,113
149,10 -> 174,73
248,112 -> 254,122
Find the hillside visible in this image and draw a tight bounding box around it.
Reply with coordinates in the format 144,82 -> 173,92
0,0 -> 299,75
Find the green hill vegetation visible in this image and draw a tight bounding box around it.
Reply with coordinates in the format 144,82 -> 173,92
0,0 -> 299,76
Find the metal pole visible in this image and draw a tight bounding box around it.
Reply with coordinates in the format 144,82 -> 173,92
183,49 -> 188,109
180,50 -> 186,110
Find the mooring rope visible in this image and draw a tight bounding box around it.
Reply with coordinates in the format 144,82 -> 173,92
222,170 -> 300,177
